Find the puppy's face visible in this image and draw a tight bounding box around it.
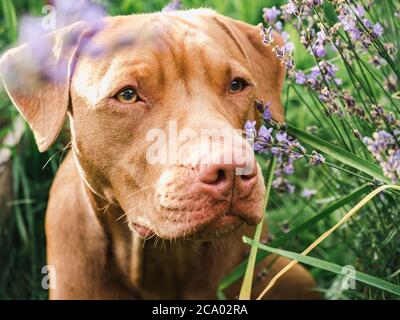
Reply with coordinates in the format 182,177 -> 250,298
1,10 -> 285,240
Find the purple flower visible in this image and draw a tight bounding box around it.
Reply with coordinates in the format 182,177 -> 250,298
272,177 -> 295,193
18,16 -> 50,61
263,108 -> 272,121
272,177 -> 282,189
326,64 -> 339,78
258,126 -> 274,142
363,18 -> 373,29
244,120 -> 257,141
260,23 -> 296,70
295,72 -> 307,84
305,0 -> 324,8
256,101 -> 272,121
363,130 -> 399,182
350,28 -> 362,40
15,0 -> 107,84
308,30 -> 328,57
309,151 -> 326,166
54,0 -> 107,28
302,188 -> 317,199
248,99 -> 313,194
271,147 -> 280,156
353,4 -> 366,17
260,101 -> 273,121
310,66 -> 321,79
263,6 -> 281,24
372,23 -> 384,37
162,0 -> 182,12
317,30 -> 327,43
339,14 -> 356,32
283,161 -> 295,175
282,31 -> 290,43
284,42 -> 295,53
287,183 -> 295,193
276,131 -> 288,143
304,61 -> 341,89
18,16 -> 47,45
274,21 -> 283,32
337,5 -> 385,45
319,87 -> 333,103
272,45 -> 295,69
314,44 -> 326,57
254,126 -> 274,153
284,1 -> 297,15
259,24 -> 275,46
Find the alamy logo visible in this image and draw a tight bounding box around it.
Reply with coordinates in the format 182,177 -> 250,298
41,5 -> 56,30
341,265 -> 356,290
145,120 -> 255,175
41,265 -> 56,290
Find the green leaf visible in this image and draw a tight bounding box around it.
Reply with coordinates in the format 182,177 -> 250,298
286,124 -> 391,184
239,157 -> 276,300
218,183 -> 372,291
1,0 -> 18,42
272,184 -> 373,248
243,237 -> 400,297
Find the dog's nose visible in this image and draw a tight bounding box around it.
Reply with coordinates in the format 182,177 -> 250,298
197,154 -> 258,199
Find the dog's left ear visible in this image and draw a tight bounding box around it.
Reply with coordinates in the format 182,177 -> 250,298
212,14 -> 286,122
0,22 -> 95,152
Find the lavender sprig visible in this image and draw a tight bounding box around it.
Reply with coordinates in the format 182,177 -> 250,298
245,100 -> 324,193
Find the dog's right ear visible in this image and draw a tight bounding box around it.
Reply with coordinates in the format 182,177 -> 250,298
0,22 -> 95,152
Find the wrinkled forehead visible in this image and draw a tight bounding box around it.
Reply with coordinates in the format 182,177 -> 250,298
73,12 -> 250,96
89,11 -> 243,56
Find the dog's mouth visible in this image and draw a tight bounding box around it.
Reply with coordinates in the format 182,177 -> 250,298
128,222 -> 156,239
128,211 -> 245,240
191,213 -> 244,239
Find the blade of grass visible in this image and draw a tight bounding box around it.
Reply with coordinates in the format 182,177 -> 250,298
243,238 -> 400,296
239,157 -> 276,300
287,124 -> 391,184
218,183 -> 372,292
1,0 -> 18,42
272,184 -> 373,247
217,290 -> 227,300
12,156 -> 28,245
254,184 -> 400,299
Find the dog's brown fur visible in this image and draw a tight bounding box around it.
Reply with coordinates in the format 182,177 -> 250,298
1,9 -> 319,299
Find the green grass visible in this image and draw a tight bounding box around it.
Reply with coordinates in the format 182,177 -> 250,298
244,236 -> 400,297
0,0 -> 399,300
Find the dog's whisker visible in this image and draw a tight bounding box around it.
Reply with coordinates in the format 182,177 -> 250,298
154,234 -> 161,248
145,232 -> 157,242
59,141 -> 72,165
116,203 -> 142,221
160,211 -> 175,239
42,141 -> 72,170
149,233 -> 158,242
153,238 -> 156,248
126,185 -> 153,199
115,185 -> 154,221
98,203 -> 111,214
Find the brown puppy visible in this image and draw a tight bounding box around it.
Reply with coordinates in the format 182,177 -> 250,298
0,9 -> 319,299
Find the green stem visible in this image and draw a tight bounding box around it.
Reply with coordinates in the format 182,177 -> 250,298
238,157 -> 276,300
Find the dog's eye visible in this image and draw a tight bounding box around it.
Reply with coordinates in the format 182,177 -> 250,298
230,78 -> 248,93
116,87 -> 139,104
